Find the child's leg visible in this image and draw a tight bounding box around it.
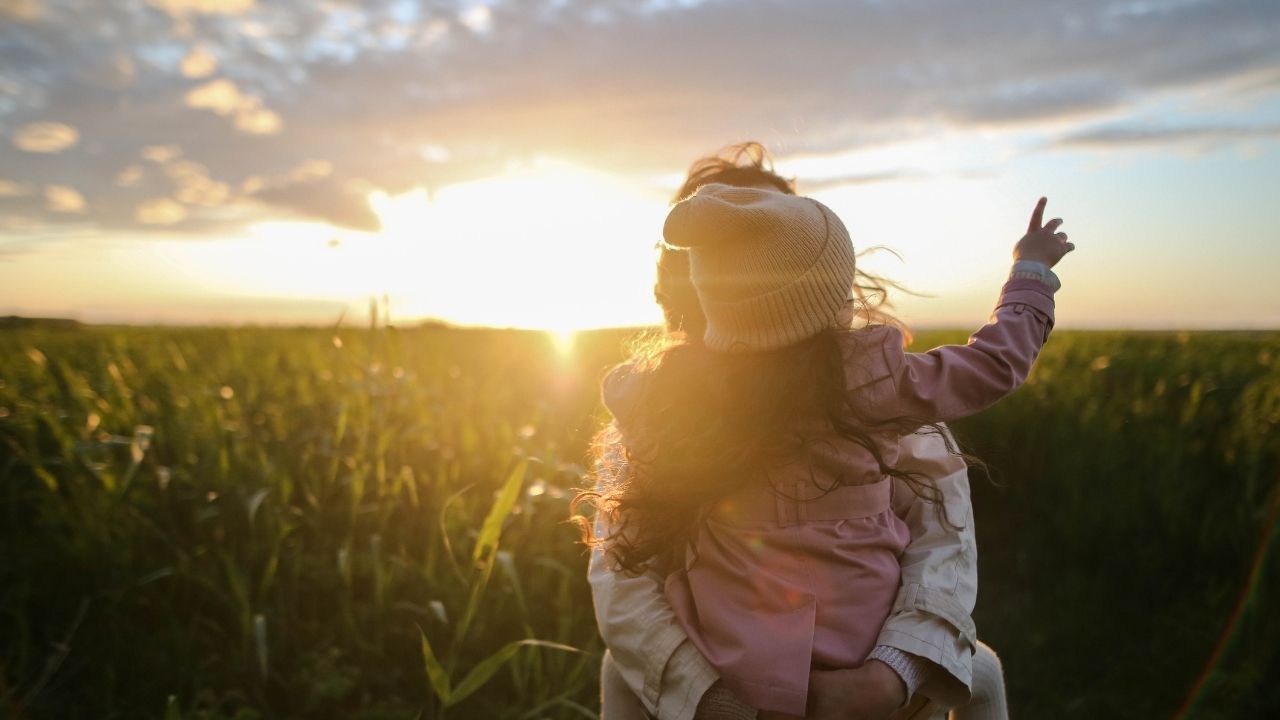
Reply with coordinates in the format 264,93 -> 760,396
949,641 -> 1008,720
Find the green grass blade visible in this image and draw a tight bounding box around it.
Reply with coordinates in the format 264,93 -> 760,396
472,459 -> 528,566
437,482 -> 476,586
452,460 -> 529,650
447,639 -> 578,708
552,699 -> 599,719
418,625 -> 452,705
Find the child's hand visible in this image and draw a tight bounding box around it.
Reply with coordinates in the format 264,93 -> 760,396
1013,197 -> 1074,268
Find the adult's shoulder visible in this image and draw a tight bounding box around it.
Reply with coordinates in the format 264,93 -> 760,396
898,425 -> 967,476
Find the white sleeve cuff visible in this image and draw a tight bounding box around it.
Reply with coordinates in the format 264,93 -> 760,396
868,644 -> 933,701
1010,260 -> 1061,291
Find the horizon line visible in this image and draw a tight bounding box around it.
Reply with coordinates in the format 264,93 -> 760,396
3,315 -> 1276,334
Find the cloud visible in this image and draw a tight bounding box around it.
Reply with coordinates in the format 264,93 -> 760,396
0,0 -> 1276,236
135,198 -> 188,224
180,47 -> 219,78
166,160 -> 231,206
0,179 -> 33,197
184,78 -> 282,135
115,165 -> 145,187
44,185 -> 85,213
1052,122 -> 1280,150
142,145 -> 183,163
458,5 -> 493,35
0,0 -> 41,21
11,122 -> 79,153
233,105 -> 282,135
253,178 -> 379,231
147,0 -> 253,17
289,159 -> 333,183
801,169 -> 929,193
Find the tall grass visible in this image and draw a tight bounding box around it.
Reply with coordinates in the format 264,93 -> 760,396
942,330 -> 1280,718
0,323 -> 618,718
1,325 -> 1277,718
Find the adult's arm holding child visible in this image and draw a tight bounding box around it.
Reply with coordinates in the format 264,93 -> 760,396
877,425 -> 980,707
588,436 -> 721,720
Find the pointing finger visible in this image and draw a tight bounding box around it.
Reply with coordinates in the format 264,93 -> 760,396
1028,197 -> 1047,233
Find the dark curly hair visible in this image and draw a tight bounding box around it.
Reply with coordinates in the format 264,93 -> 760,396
573,142 -> 961,575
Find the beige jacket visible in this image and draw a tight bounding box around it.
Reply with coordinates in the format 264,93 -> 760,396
588,427 -> 978,720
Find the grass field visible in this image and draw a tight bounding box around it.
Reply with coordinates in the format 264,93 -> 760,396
1,323 -> 1277,719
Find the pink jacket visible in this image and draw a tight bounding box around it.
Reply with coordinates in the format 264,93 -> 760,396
589,427 -> 977,720
604,278 -> 1055,715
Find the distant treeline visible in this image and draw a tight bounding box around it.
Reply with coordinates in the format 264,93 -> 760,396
0,315 -> 82,330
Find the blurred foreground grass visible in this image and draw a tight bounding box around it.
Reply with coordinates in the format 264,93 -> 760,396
1,324 -> 1277,718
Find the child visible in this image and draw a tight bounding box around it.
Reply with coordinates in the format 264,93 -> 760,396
588,182 -> 1069,718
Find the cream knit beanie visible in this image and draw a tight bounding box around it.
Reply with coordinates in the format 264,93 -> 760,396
662,183 -> 856,353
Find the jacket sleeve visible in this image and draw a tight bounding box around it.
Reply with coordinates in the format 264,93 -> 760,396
853,278 -> 1055,424
588,434 -> 720,720
879,424 -> 979,707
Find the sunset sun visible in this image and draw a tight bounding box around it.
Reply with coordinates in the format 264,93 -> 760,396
366,158 -> 667,331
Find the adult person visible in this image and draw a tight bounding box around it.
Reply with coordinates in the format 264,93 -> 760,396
586,144 -> 1007,720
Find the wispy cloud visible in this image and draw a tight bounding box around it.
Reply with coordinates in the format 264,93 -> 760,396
44,184 -> 85,213
185,78 -> 282,135
0,179 -> 34,197
179,47 -> 219,79
799,169 -> 929,193
1052,122 -> 1280,149
146,0 -> 255,18
135,197 -> 188,225
11,122 -> 79,153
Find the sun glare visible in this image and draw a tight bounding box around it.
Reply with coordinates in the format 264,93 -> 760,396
367,157 -> 667,331
136,158 -> 670,329
547,328 -> 577,356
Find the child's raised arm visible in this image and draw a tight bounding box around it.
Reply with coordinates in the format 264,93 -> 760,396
848,198 -> 1073,425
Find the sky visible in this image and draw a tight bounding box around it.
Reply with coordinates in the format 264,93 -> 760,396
1,0 -> 1278,330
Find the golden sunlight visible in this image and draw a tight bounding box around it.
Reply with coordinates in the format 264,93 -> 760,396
367,158 -> 667,330
121,158 -> 671,328
547,328 -> 577,356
